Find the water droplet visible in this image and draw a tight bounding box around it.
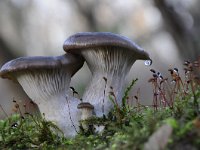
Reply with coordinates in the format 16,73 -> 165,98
144,59 -> 152,66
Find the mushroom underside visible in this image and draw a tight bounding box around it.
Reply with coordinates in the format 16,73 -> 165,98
15,68 -> 81,137
81,47 -> 137,116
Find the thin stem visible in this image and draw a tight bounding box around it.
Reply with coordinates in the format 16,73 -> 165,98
13,98 -> 23,117
190,80 -> 199,114
102,77 -> 107,115
66,97 -> 78,133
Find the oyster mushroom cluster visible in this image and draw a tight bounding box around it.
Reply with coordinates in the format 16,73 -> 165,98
0,32 -> 151,137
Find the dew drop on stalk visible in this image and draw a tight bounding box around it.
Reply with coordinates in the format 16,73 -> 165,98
144,59 -> 152,66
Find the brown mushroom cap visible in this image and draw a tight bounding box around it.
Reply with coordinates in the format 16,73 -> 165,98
0,54 -> 84,81
77,102 -> 94,109
63,32 -> 150,60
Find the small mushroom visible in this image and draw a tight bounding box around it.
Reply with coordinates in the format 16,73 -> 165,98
63,32 -> 151,117
0,54 -> 84,137
77,102 -> 94,120
77,102 -> 94,130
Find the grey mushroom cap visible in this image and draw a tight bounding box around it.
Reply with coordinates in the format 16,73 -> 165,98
63,32 -> 150,60
0,54 -> 84,81
77,102 -> 94,109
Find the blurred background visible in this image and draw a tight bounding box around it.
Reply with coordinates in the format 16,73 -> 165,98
0,0 -> 200,118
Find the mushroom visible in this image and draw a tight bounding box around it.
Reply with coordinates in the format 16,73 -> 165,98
77,102 -> 94,130
63,32 -> 151,117
77,102 -> 94,120
0,54 -> 84,137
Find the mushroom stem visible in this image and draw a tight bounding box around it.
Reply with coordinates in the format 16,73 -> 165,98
80,109 -> 93,130
80,108 -> 93,120
81,48 -> 136,117
39,95 -> 81,136
83,73 -> 125,116
16,69 -> 81,137
77,102 -> 94,130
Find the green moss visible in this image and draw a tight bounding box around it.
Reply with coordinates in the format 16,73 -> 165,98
1,72 -> 200,149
